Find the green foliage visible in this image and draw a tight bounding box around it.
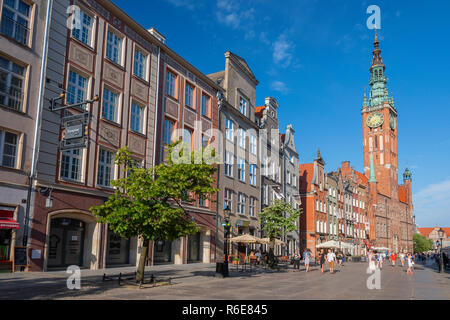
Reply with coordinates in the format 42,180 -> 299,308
90,141 -> 218,242
258,199 -> 302,240
413,233 -> 433,253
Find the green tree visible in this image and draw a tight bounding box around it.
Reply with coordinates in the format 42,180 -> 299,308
258,199 -> 302,269
413,233 -> 433,253
90,142 -> 218,282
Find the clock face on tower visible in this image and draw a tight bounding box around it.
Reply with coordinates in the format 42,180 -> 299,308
366,112 -> 384,128
390,113 -> 396,130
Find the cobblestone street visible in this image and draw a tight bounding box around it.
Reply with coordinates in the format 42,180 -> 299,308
1,260 -> 448,300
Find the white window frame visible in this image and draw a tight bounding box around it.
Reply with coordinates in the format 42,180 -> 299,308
133,47 -> 148,80
0,129 -> 18,168
224,151 -> 233,178
225,118 -> 234,142
106,28 -> 123,65
238,128 -> 246,149
224,188 -> 232,210
71,8 -> 94,47
249,134 -> 257,155
249,163 -> 256,186
67,69 -> 88,105
102,87 -> 119,123
97,148 -> 115,187
237,157 -> 245,182
237,193 -> 246,215
130,101 -> 145,134
0,54 -> 25,111
249,197 -> 256,217
239,97 -> 247,116
60,148 -> 83,182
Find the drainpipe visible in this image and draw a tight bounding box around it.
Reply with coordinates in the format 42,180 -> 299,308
23,0 -> 53,247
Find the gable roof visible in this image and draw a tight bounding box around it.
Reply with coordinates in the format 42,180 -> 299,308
228,51 -> 258,84
255,105 -> 265,118
418,227 -> 450,238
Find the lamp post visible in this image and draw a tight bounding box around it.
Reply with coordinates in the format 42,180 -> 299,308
438,228 -> 445,273
216,205 -> 231,278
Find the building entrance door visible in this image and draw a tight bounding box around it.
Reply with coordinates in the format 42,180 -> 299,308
187,232 -> 201,263
0,229 -> 11,261
47,218 -> 85,268
106,228 -> 130,266
153,239 -> 172,264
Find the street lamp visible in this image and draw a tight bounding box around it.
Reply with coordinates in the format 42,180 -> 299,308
438,228 -> 445,273
216,205 -> 231,278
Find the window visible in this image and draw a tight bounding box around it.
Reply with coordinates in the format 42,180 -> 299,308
224,151 -> 233,177
238,128 -> 246,149
237,157 -> 245,182
224,189 -> 232,210
67,70 -> 87,105
185,83 -> 194,108
225,118 -> 233,141
201,135 -> 208,149
106,30 -> 122,65
237,193 -> 246,215
249,164 -> 256,186
0,129 -> 18,168
130,102 -> 144,133
316,200 -> 319,211
72,9 -> 93,46
184,127 -> 193,151
163,118 -> 174,145
287,171 -> 291,185
0,0 -> 31,45
0,55 -> 25,111
102,87 -> 118,122
249,197 -> 256,217
133,48 -> 147,80
201,93 -> 210,117
199,195 -> 207,207
97,149 -> 114,187
166,71 -> 176,97
239,97 -> 247,116
292,175 -> 297,187
316,220 -> 319,233
249,134 -> 257,155
60,149 -> 83,181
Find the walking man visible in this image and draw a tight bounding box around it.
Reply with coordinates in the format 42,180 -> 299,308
292,250 -> 301,271
319,249 -> 325,273
327,249 -> 336,274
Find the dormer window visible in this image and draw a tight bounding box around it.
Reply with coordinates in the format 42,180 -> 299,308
239,97 -> 247,116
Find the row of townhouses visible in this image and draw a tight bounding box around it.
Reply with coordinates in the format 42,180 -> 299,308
0,0 -> 414,272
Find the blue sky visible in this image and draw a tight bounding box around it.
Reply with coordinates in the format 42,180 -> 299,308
113,0 -> 450,227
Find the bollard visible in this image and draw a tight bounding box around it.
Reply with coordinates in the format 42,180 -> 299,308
118,272 -> 122,285
102,273 -> 106,282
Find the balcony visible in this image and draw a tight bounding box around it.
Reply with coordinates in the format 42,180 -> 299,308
0,15 -> 30,46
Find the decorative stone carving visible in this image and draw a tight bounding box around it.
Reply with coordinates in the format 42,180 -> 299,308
184,108 -> 196,127
103,62 -> 124,88
99,123 -> 120,147
165,97 -> 178,118
131,78 -> 148,102
69,43 -> 94,72
128,134 -> 145,155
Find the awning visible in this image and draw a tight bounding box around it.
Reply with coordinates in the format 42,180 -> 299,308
0,219 -> 19,229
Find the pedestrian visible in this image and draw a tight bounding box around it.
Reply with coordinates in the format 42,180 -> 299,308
327,249 -> 336,274
368,250 -> 376,272
319,249 -> 325,273
406,253 -> 414,275
337,252 -> 343,266
376,251 -> 383,270
303,248 -> 311,272
255,250 -> 261,264
400,252 -> 405,267
390,252 -> 397,267
292,250 -> 301,270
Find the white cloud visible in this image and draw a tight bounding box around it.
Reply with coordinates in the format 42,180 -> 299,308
271,80 -> 289,94
215,0 -> 255,31
272,33 -> 294,67
413,179 -> 450,226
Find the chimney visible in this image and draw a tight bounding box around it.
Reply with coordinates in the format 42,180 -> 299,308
148,27 -> 166,44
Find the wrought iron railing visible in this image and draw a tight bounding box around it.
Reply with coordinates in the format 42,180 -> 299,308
0,15 -> 30,45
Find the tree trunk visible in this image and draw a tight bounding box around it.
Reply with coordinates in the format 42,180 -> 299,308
268,238 -> 276,269
136,238 -> 149,283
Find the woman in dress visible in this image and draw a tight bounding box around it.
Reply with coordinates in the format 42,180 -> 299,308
303,248 -> 311,272
407,253 -> 414,275
319,249 -> 325,273
368,250 -> 376,272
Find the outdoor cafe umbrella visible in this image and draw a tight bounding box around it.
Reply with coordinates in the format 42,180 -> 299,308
260,238 -> 286,246
316,240 -> 340,249
230,234 -> 264,263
